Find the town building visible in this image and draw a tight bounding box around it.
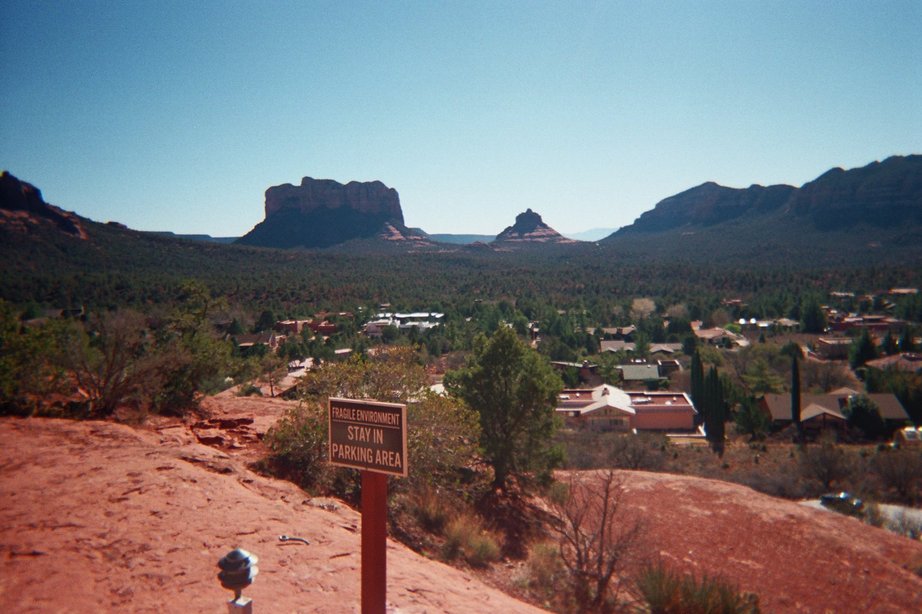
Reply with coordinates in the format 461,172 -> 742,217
556,384 -> 697,432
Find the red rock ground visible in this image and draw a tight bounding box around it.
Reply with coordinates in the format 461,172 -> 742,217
568,469 -> 922,613
3,394 -> 921,613
0,416 -> 544,613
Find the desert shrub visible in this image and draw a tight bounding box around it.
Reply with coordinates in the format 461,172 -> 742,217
522,542 -> 565,596
635,563 -> 761,613
410,486 -> 452,534
740,466 -> 812,500
798,443 -> 857,492
442,513 -> 501,567
871,448 -> 922,504
888,510 -> 922,540
237,383 -> 263,396
559,431 -> 667,471
466,531 -> 501,567
264,401 -> 332,491
267,348 -> 480,503
608,432 -> 667,470
862,502 -> 887,528
559,430 -> 609,469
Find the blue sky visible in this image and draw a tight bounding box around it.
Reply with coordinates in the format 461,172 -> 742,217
2,1 -> 920,237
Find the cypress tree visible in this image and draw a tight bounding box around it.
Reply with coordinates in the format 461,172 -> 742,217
898,326 -> 916,353
691,350 -> 704,425
883,330 -> 897,355
849,328 -> 878,368
791,353 -> 803,446
705,366 -> 725,455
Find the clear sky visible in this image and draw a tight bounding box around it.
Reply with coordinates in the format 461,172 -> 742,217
2,1 -> 920,237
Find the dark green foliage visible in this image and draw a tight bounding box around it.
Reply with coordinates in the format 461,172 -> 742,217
741,358 -> 784,395
1,285 -> 240,418
0,301 -> 65,415
266,348 -> 480,497
849,328 -> 879,368
791,354 -> 803,445
800,295 -> 827,334
844,395 -> 886,440
702,366 -> 727,455
690,350 -> 704,421
54,310 -> 165,417
898,326 -> 917,353
253,309 -> 276,332
882,330 -> 898,355
2,206 -> 920,324
779,341 -> 803,360
734,398 -> 770,442
445,326 -> 563,491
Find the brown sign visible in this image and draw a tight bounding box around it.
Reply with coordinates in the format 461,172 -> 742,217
328,398 -> 408,477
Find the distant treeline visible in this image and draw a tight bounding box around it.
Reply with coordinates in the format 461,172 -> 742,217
2,217 -> 921,322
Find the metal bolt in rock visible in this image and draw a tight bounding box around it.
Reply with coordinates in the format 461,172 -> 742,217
217,548 -> 259,613
279,534 -> 310,545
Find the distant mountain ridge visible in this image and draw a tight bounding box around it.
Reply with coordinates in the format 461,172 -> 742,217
147,231 -> 237,244
2,156 -> 920,267
611,155 -> 922,237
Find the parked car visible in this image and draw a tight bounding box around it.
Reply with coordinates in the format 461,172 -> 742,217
820,492 -> 864,517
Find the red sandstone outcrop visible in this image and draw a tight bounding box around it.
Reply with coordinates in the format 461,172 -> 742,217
494,209 -> 577,244
264,177 -> 404,225
0,171 -> 87,239
237,177 -> 432,248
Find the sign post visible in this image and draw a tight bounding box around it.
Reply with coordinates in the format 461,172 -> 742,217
329,398 -> 408,614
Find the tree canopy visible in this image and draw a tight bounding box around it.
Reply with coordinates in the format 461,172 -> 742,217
445,326 -> 563,491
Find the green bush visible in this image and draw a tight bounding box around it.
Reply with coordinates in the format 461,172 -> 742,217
636,563 -> 760,614
264,402 -> 332,490
237,383 -> 263,397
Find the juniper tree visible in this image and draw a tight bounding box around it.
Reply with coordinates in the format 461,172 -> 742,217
445,326 -> 563,491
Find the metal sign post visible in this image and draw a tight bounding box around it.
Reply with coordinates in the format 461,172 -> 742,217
328,398 -> 408,614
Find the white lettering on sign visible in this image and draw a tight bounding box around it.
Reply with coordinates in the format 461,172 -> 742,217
328,398 -> 408,477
